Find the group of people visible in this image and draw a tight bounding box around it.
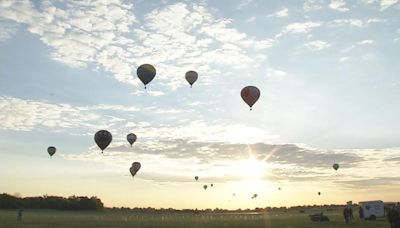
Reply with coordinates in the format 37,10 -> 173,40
342,202 -> 400,227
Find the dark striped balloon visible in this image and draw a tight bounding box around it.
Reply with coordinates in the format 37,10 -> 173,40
137,64 -> 156,89
130,162 -> 141,177
127,133 -> 137,147
241,86 -> 260,110
94,130 -> 112,153
47,146 -> 56,157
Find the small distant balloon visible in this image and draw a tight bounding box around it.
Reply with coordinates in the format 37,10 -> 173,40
185,71 -> 198,88
279,187 -> 281,191
94,130 -> 112,153
241,86 -> 260,110
210,184 -> 213,187
130,162 -> 141,177
252,194 -> 258,199
333,163 -> 339,171
195,176 -> 199,181
137,64 -> 156,89
318,192 -> 321,196
203,185 -> 208,190
47,146 -> 56,157
127,133 -> 137,147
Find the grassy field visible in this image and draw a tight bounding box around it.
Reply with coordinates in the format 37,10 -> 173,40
0,209 -> 389,228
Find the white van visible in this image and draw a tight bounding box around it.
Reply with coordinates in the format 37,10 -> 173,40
359,200 -> 385,220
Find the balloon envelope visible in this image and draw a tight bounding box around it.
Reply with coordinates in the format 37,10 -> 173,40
241,86 -> 260,110
318,192 -> 321,195
47,146 -> 56,157
203,185 -> 207,190
94,130 -> 112,152
185,71 -> 198,87
132,162 -> 141,172
130,162 -> 141,177
210,184 -> 213,187
195,176 -> 199,181
333,163 -> 339,171
137,64 -> 156,88
127,133 -> 137,147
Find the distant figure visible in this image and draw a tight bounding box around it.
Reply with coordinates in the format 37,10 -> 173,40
395,204 -> 400,228
396,203 -> 400,216
17,208 -> 23,222
343,207 -> 350,223
359,206 -> 364,220
349,207 -> 354,219
387,206 -> 400,228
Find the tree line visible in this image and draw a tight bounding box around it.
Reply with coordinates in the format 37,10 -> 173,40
1,193 -> 349,213
0,193 -> 103,210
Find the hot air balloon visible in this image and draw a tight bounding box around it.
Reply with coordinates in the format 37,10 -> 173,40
94,130 -> 112,153
185,71 -> 198,88
241,86 -> 260,110
137,64 -> 156,89
318,192 -> 321,196
47,146 -> 56,157
130,162 -> 141,177
333,163 -> 339,171
210,184 -> 213,187
279,187 -> 281,191
252,194 -> 258,199
127,133 -> 137,147
203,185 -> 208,190
195,176 -> 199,181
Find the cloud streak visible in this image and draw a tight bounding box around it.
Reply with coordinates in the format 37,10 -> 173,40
63,139 -> 400,189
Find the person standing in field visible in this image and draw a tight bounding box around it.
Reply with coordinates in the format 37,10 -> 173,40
396,203 -> 400,216
343,206 -> 350,224
349,207 -> 354,219
17,208 -> 23,222
359,206 -> 364,220
394,204 -> 400,228
388,206 -> 400,228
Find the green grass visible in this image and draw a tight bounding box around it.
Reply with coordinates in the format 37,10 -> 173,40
0,209 -> 389,228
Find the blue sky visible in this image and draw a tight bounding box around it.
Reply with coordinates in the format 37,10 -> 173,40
0,0 -> 399,209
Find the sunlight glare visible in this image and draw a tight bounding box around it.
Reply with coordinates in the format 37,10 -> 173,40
238,159 -> 267,179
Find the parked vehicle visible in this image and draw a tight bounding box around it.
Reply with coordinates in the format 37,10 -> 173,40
359,200 -> 385,220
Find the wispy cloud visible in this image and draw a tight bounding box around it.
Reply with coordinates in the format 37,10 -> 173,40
358,39 -> 374,45
63,140 -> 400,188
276,21 -> 322,38
304,40 -> 331,50
0,1 -> 273,91
0,0 -> 139,85
0,95 -> 278,145
380,0 -> 399,10
339,56 -> 350,62
329,0 -> 350,11
245,16 -> 256,23
268,8 -> 289,17
236,0 -> 253,10
303,0 -> 325,11
0,19 -> 17,41
327,18 -> 386,27
0,96 -> 102,132
267,68 -> 288,78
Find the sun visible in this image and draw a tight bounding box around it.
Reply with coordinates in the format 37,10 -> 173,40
238,159 -> 267,179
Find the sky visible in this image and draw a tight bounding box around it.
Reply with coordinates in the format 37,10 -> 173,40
0,0 -> 400,210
